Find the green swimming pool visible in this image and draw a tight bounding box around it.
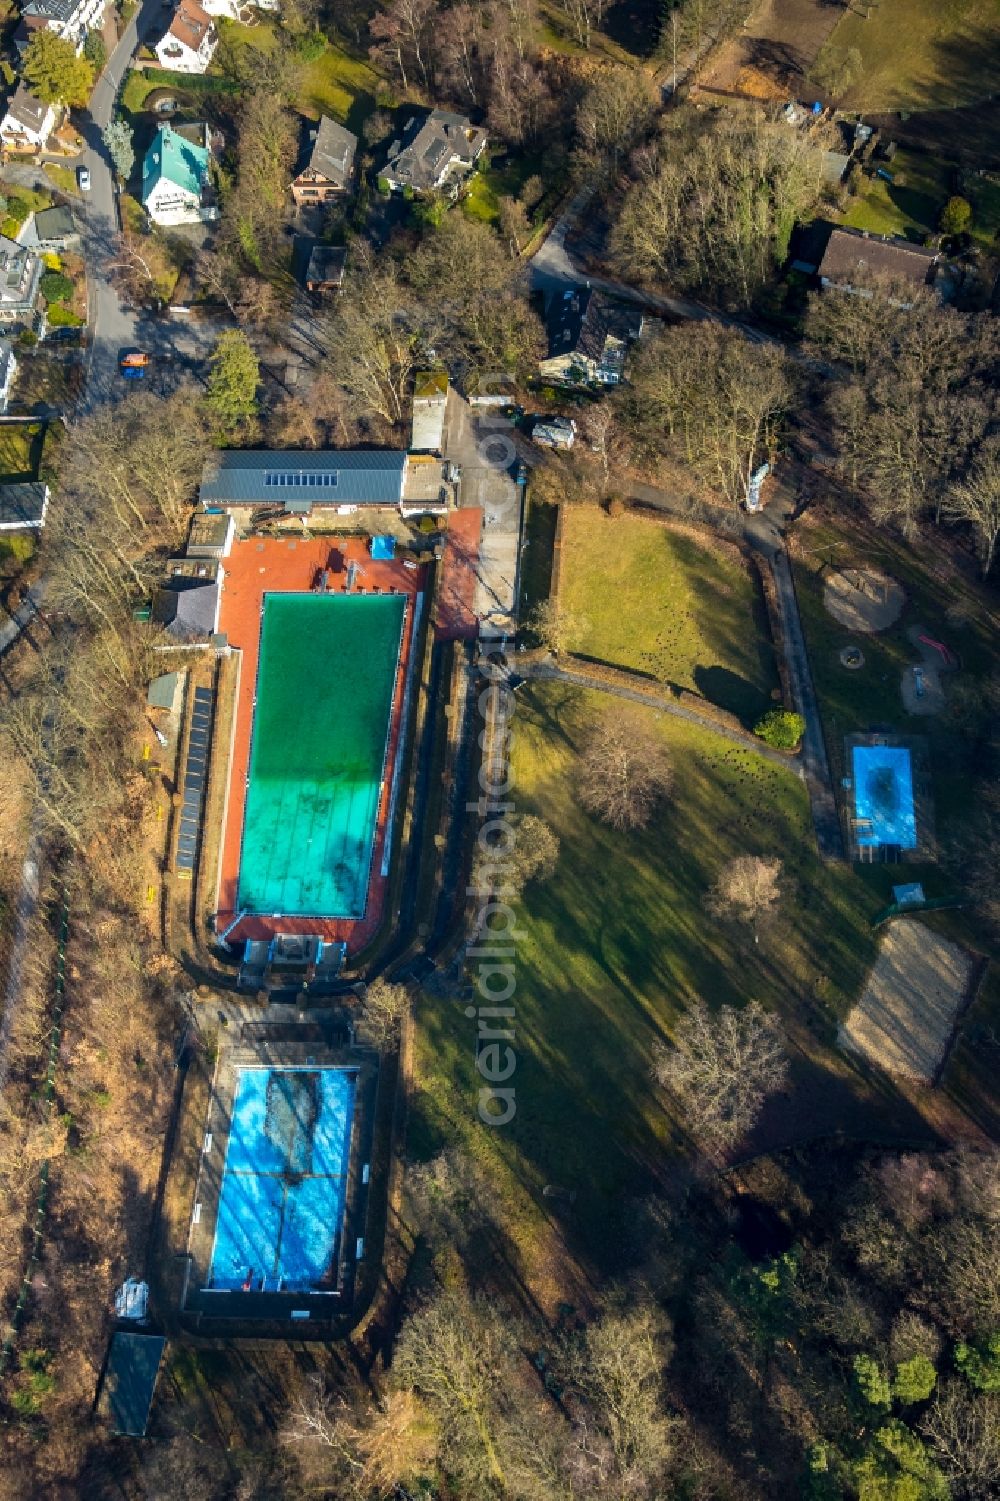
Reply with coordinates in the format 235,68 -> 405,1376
237,593 -> 406,919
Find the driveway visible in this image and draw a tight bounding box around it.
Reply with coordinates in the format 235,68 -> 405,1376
443,391 -> 527,639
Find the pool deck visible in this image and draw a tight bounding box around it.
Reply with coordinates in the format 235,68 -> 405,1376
215,536 -> 427,952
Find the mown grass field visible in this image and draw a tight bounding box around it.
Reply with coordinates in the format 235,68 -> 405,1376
410,682 -> 937,1283
822,0 -> 998,112
558,506 -> 778,723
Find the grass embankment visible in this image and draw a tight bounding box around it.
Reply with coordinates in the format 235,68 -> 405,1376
558,506 -> 778,723
411,681 -> 893,1286
821,0 -> 998,113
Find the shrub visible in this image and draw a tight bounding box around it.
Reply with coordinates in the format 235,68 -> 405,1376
45,303 -> 83,327
40,270 -> 74,304
754,708 -> 805,749
83,29 -> 106,71
17,329 -> 37,347
939,195 -> 971,236
295,30 -> 326,60
41,251 -> 61,271
376,176 -> 390,195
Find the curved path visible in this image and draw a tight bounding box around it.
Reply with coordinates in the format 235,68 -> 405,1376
520,656 -> 799,772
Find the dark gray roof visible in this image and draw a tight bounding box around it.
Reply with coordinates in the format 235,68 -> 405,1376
199,450 -> 407,508
385,109 -> 486,191
100,1332 -> 166,1437
0,483 -> 48,528
34,205 -> 76,242
153,577 -> 220,638
297,115 -> 357,191
544,286 -> 642,362
305,244 -> 346,287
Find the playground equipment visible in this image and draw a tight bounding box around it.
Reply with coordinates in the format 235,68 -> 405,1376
918,634 -> 955,666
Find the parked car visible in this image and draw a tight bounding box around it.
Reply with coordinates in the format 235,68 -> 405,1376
77,165 -> 91,192
119,350 -> 149,379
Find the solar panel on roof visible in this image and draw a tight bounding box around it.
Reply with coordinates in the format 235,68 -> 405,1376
176,853 -> 195,871
186,756 -> 206,773
194,687 -> 213,702
191,710 -> 211,727
179,820 -> 198,838
185,776 -> 204,793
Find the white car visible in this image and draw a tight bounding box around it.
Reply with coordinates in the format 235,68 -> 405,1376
77,166 -> 91,192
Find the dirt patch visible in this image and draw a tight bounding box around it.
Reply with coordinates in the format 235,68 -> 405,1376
824,568 -> 905,632
839,918 -> 975,1083
695,0 -> 842,99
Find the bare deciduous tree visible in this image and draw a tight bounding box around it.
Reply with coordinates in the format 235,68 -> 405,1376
942,441 -> 1000,577
707,855 -> 784,943
472,812 -> 559,899
652,1000 -> 788,1152
922,1381 -> 1000,1499
526,597 -> 585,654
578,710 -> 674,832
358,978 -> 409,1051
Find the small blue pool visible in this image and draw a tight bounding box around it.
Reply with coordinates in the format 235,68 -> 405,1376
852,744 -> 916,850
208,1067 -> 355,1293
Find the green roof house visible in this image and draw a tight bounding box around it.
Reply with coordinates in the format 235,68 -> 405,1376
142,124 -> 218,229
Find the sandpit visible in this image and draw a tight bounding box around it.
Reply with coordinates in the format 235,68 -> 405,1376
839,918 -> 974,1083
824,569 -> 905,633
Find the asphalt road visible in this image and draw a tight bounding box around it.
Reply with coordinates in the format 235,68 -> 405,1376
79,0 -> 221,406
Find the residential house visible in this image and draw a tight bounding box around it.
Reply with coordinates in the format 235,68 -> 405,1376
0,483 -> 49,531
531,416 -> 576,450
291,116 -> 357,206
383,109 -> 487,197
154,0 -> 218,75
0,340 -> 17,413
817,228 -> 940,299
0,236 -> 42,326
0,85 -> 57,153
142,124 -> 217,227
304,244 -> 346,294
30,205 -> 80,253
539,286 -> 643,387
20,0 -> 106,51
199,450 -> 409,517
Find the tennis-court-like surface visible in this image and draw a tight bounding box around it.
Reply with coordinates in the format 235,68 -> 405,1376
237,593 -> 405,918
208,1067 -> 356,1292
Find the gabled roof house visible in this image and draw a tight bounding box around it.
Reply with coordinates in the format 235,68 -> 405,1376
0,85 -> 57,152
142,125 -> 217,227
154,0 -> 217,74
383,109 -> 487,197
539,286 -> 643,387
291,116 -> 357,206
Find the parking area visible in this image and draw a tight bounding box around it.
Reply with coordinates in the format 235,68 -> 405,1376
443,391 -> 526,639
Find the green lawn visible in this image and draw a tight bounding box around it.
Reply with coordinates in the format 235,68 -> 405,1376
558,506 -> 779,723
840,148 -> 946,243
411,683 -> 901,1279
821,0 -> 998,112
839,147 -> 1000,253
216,21 -> 380,132
0,423 -> 43,484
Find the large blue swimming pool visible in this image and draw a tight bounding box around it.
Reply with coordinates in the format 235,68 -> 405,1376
208,1067 -> 355,1293
852,744 -> 916,849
